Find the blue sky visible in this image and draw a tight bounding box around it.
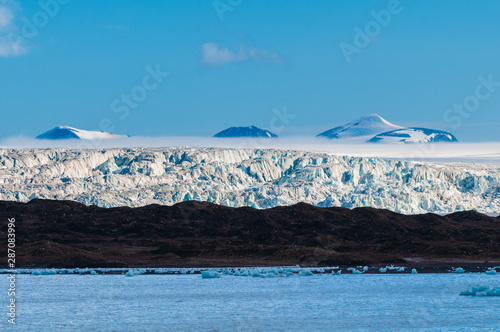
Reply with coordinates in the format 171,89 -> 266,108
1,0 -> 500,141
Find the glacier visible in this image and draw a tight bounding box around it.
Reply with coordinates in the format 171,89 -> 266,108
0,147 -> 500,214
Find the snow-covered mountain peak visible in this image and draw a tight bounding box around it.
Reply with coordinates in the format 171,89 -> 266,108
213,125 -> 278,138
368,127 -> 459,144
317,114 -> 403,139
36,126 -> 128,140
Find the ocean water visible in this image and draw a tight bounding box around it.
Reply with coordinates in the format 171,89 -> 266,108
1,273 -> 499,331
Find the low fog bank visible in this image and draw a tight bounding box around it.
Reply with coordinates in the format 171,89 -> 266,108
1,136 -> 500,164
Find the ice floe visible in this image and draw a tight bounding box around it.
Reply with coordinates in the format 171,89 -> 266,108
460,285 -> 500,296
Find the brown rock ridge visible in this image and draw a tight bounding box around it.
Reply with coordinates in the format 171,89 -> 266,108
0,199 -> 498,268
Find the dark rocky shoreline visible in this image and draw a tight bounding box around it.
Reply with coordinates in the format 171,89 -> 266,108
1,199 -> 499,269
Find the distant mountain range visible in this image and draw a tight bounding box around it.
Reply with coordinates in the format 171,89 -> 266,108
35,115 -> 457,144
36,126 -> 128,140
213,126 -> 278,138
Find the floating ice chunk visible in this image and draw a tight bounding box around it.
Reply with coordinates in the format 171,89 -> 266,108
460,285 -> 500,296
299,269 -> 314,276
222,268 -> 234,275
411,269 -> 418,274
236,270 -> 250,277
363,266 -> 369,271
453,267 -> 465,273
347,268 -> 363,274
125,270 -> 134,277
201,271 -> 221,279
90,270 -> 97,275
485,269 -> 497,275
379,268 -> 387,273
332,270 -> 342,275
39,269 -> 57,275
32,270 -> 41,276
397,267 -> 406,272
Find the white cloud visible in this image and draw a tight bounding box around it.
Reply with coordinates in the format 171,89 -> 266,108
0,0 -> 28,57
0,38 -> 26,57
0,5 -> 13,28
201,42 -> 283,66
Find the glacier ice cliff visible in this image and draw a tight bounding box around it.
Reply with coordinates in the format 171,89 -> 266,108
0,147 -> 499,214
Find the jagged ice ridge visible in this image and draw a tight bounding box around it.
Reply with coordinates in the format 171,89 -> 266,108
0,147 -> 499,214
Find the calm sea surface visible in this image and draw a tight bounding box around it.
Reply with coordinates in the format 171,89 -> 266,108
1,272 -> 499,331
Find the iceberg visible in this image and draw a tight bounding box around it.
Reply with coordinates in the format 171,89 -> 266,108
347,268 -> 363,274
298,269 -> 314,276
460,285 -> 500,296
485,269 -> 497,275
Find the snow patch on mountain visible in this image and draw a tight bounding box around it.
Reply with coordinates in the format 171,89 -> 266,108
317,114 -> 403,139
36,126 -> 128,140
0,147 -> 499,214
